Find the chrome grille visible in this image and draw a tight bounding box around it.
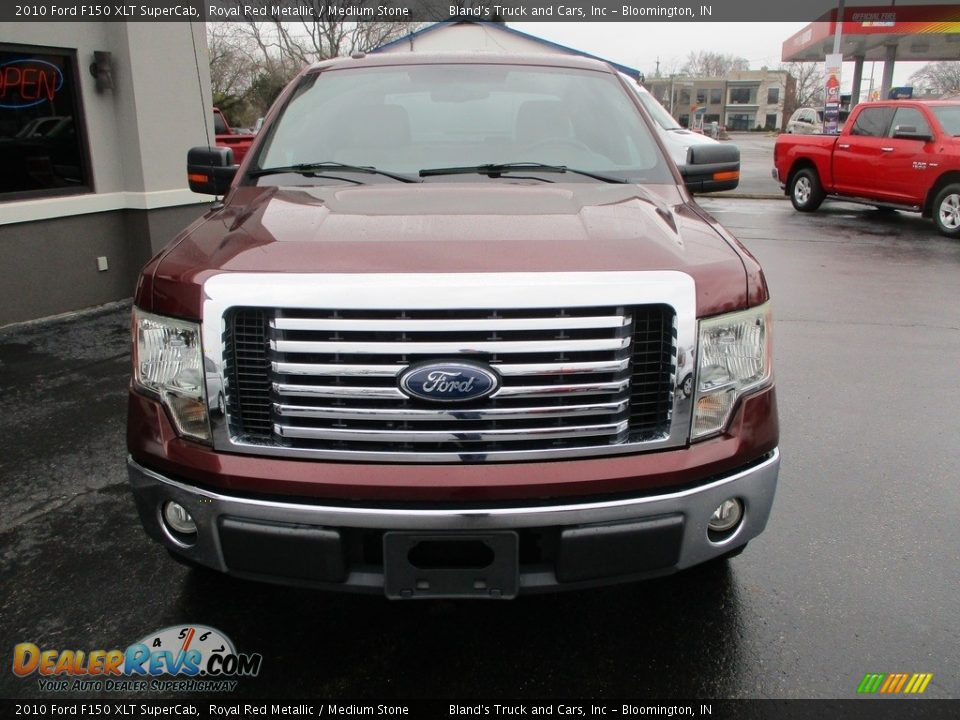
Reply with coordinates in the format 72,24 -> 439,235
223,305 -> 676,459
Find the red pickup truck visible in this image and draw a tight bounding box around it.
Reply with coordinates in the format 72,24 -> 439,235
128,53 -> 779,598
213,107 -> 255,165
774,101 -> 960,237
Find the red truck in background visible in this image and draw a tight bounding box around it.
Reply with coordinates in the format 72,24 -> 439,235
213,107 -> 255,165
774,101 -> 960,237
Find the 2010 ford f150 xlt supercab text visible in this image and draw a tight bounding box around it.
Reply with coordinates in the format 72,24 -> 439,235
127,53 -> 779,598
774,100 -> 960,237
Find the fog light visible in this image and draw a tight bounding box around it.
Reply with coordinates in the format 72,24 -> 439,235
162,501 -> 197,535
708,498 -> 743,533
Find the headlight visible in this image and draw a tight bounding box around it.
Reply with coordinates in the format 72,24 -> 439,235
133,308 -> 211,442
692,302 -> 772,439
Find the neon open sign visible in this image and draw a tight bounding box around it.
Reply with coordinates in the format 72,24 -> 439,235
0,59 -> 64,109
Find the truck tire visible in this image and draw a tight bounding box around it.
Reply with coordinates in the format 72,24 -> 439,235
789,168 -> 825,212
933,184 -> 960,238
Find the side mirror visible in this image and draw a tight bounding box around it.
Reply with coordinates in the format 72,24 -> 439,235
187,146 -> 236,195
680,143 -> 740,193
892,125 -> 932,142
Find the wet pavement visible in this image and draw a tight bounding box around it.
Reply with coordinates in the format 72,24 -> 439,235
713,133 -> 781,197
1,199 -> 958,700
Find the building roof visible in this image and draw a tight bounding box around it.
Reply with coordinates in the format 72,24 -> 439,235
371,21 -> 644,79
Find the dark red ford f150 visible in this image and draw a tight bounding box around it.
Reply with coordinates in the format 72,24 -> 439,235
128,53 -> 779,598
774,100 -> 960,237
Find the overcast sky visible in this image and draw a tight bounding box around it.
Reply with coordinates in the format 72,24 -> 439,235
512,22 -> 925,90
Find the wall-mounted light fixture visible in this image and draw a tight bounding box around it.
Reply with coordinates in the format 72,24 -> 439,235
89,51 -> 114,92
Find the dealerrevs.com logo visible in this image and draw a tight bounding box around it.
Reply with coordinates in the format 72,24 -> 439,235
12,625 -> 262,693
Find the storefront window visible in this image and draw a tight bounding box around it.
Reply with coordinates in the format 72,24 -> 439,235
0,44 -> 91,200
726,113 -> 754,131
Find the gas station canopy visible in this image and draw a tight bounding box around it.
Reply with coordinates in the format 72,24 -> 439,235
782,4 -> 960,63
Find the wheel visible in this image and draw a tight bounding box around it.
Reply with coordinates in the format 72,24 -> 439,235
933,184 -> 960,238
789,168 -> 825,212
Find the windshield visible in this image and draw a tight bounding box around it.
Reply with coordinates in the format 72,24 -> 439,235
253,64 -> 672,184
932,106 -> 960,136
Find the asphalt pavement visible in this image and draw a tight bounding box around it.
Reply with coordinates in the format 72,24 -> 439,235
715,133 -> 781,198
1,199 -> 958,701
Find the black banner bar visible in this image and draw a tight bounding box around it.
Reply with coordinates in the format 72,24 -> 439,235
2,700 -> 960,719
3,0 -> 960,23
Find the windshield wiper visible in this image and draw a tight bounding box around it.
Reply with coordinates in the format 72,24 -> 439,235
249,162 -> 417,183
419,163 -> 628,184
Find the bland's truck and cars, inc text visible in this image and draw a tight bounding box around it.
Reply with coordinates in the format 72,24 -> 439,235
127,52 -> 778,599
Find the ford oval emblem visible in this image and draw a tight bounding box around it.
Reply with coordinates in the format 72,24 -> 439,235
399,361 -> 500,403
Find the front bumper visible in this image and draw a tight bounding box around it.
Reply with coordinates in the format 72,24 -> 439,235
128,448 -> 780,597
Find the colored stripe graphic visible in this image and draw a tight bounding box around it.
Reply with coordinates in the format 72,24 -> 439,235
857,674 -> 885,694
914,674 -> 933,694
858,672 -> 933,694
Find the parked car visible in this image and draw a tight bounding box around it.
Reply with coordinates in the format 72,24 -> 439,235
627,80 -> 740,192
128,53 -> 779,598
213,107 -> 255,165
785,107 -> 850,134
774,100 -> 960,237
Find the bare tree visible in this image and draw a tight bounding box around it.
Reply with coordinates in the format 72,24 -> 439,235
910,61 -> 960,97
649,56 -> 682,79
782,62 -> 824,108
231,1 -> 420,66
207,23 -> 258,119
207,5 -> 422,124
680,51 -> 749,77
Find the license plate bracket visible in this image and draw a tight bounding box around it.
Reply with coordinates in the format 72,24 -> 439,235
383,532 -> 519,599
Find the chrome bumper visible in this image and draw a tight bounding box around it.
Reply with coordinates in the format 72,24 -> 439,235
127,449 -> 780,594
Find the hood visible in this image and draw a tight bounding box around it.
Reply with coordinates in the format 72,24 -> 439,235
149,183 -> 750,318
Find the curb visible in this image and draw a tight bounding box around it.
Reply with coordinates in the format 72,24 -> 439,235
0,298 -> 132,334
700,193 -> 786,200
